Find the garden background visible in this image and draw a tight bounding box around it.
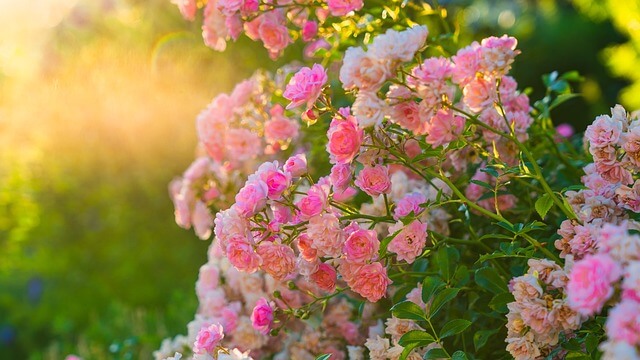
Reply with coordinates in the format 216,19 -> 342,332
0,0 -> 639,358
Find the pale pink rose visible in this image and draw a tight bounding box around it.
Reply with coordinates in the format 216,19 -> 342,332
193,323 -> 224,354
351,262 -> 392,302
220,305 -> 240,333
330,163 -> 352,191
452,41 -> 481,85
172,0 -> 197,21
387,100 -> 425,134
506,332 -> 541,360
213,207 -> 248,248
387,220 -> 428,264
226,128 -> 263,161
297,256 -> 320,276
425,109 -> 465,147
406,284 -> 426,309
340,321 -> 362,345
355,165 -> 392,197
234,179 -> 269,217
605,300 -> 640,344
307,213 -> 345,258
301,20 -> 318,42
183,157 -> 211,181
599,222 -> 640,262
192,201 -> 213,240
338,259 -> 363,285
369,25 -> 428,63
251,161 -> 291,200
196,262 -> 220,297
304,38 -> 331,58
596,161 -> 633,185
283,64 -> 328,110
333,186 -> 357,202
251,297 -> 274,335
394,191 -> 426,219
256,242 -> 296,280
226,236 -> 262,273
202,1 -> 229,51
463,76 -> 496,112
340,47 -> 392,91
343,228 -> 380,263
310,262 -> 337,292
586,114 -> 623,148
258,13 -> 292,58
509,275 -> 542,303
264,107 -> 299,144
567,254 -> 622,316
622,261 -> 640,302
600,340 -> 640,360
283,153 -> 307,177
327,115 -> 363,164
352,91 -> 386,128
296,184 -> 328,219
327,0 -> 363,16
225,14 -> 243,41
170,180 -> 192,229
479,35 -> 520,76
217,0 -> 242,16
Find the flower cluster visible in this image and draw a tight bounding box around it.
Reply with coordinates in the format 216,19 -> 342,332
171,0 -> 364,58
505,259 -> 582,360
170,70 -> 302,239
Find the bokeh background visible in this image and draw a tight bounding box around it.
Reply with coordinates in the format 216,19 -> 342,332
0,0 -> 638,358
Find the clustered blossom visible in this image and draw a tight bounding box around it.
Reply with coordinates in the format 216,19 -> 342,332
505,259 -> 582,360
171,0 -> 364,58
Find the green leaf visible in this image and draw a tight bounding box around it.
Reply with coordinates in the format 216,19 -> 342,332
534,193 -> 554,219
560,70 -> 585,82
398,330 -> 436,346
452,351 -> 469,360
475,267 -> 508,294
429,287 -> 460,318
439,319 -> 471,339
470,179 -> 493,189
315,355 -> 331,360
380,228 -> 402,257
398,343 -> 419,360
391,301 -> 427,321
436,246 -> 459,280
424,348 -> 448,359
474,328 -> 499,351
585,333 -> 598,354
489,292 -> 515,313
550,93 -> 580,110
421,276 -> 444,303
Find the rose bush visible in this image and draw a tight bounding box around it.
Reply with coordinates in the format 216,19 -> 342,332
159,0 -> 640,359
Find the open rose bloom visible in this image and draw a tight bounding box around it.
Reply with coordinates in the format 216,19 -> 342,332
159,2 -> 640,360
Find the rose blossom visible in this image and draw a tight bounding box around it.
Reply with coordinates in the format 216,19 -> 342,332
387,220 -> 428,264
567,254 -> 622,316
307,213 -> 345,257
301,20 -> 318,42
326,115 -> 363,164
394,191 -> 427,219
352,91 -> 386,128
327,0 -> 364,16
251,161 -> 291,200
310,262 -> 337,292
283,153 -> 307,177
585,113 -> 623,148
340,47 -> 391,91
251,297 -> 274,335
354,165 -> 391,197
351,262 -> 392,302
257,13 -> 292,59
256,243 -> 297,280
234,179 -> 268,217
330,163 -> 352,191
283,64 -> 328,110
296,184 -> 328,219
343,228 -> 380,263
226,236 -> 262,273
193,323 -> 224,354
605,300 -> 640,344
424,109 -> 465,148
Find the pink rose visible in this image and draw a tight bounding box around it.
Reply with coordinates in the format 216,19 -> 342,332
556,123 -> 575,138
283,64 -> 328,110
301,20 -> 318,42
479,35 -> 520,76
284,153 -> 308,177
330,163 -> 352,191
340,47 -> 391,91
257,243 -> 297,280
327,115 -> 363,164
226,236 -> 262,273
452,41 -> 481,85
567,254 -> 622,316
265,106 -> 300,144
296,184 -> 328,219
462,76 -> 496,112
196,263 -> 220,299
225,128 -> 262,162
172,0 -> 197,21
297,233 -> 318,261
310,262 -> 337,292
307,213 -> 345,258
193,323 -> 224,354
258,13 -> 292,58
605,300 -> 640,344
355,165 -> 391,197
585,114 -> 623,148
343,228 -> 380,263
424,109 -> 465,148
327,0 -> 364,16
387,220 -> 428,264
253,161 -> 291,200
234,179 -> 268,217
192,201 -> 213,240
251,297 -> 275,335
202,1 -> 229,51
217,0 -> 243,16
394,192 -> 427,219
351,262 -> 392,302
